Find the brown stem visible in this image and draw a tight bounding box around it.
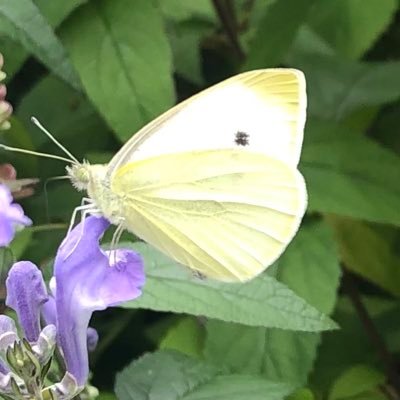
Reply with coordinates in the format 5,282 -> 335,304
343,269 -> 400,398
212,0 -> 245,61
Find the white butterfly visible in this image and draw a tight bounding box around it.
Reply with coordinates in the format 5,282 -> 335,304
3,69 -> 307,282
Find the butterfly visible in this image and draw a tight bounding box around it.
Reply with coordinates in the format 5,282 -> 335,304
2,69 -> 307,282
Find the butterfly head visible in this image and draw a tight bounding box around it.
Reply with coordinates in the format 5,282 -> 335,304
67,162 -> 92,192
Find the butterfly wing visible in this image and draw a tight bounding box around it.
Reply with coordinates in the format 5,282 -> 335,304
107,69 -> 306,175
111,149 -> 306,282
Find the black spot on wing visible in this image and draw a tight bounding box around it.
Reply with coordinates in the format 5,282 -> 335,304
234,131 -> 250,146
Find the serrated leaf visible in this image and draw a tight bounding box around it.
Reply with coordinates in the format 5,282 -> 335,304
290,55 -> 400,119
308,0 -> 397,59
203,221 -> 340,385
244,0 -> 316,69
0,0 -> 80,90
301,119 -> 400,226
60,0 -> 175,142
115,350 -> 294,400
122,242 -> 336,332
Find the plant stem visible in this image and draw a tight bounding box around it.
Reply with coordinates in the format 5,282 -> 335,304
212,0 -> 245,61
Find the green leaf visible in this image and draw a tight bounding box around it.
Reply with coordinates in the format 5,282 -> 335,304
308,0 -> 397,59
244,0 -> 316,69
0,36 -> 28,82
328,217 -> 400,297
328,364 -> 385,400
60,0 -> 175,142
122,242 -> 336,332
17,75 -> 111,169
168,20 -> 211,85
301,119 -> 400,226
9,229 -> 33,260
34,0 -> 88,27
159,0 -> 216,23
290,55 -> 400,119
203,221 -> 340,385
160,316 -> 205,358
311,296 -> 400,396
275,220 -> 340,314
0,247 -> 14,283
1,116 -> 38,174
115,350 -> 294,400
287,388 -> 315,400
0,0 -> 80,90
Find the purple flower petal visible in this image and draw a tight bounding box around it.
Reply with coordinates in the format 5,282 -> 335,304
0,184 -> 31,246
54,216 -> 145,386
6,261 -> 48,342
87,328 -> 98,353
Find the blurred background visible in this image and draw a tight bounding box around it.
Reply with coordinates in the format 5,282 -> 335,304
1,1 -> 400,399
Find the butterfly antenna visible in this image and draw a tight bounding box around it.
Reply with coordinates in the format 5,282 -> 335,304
0,143 -> 75,164
31,117 -> 79,164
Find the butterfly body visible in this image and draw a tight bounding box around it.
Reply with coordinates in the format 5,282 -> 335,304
67,69 -> 308,282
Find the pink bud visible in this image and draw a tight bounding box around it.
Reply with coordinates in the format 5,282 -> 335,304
0,85 -> 6,101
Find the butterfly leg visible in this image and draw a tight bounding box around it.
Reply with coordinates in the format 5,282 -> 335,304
68,200 -> 96,234
109,221 -> 125,266
64,206 -> 101,259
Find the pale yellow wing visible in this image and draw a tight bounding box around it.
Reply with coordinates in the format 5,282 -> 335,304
108,69 -> 306,174
111,150 -> 307,282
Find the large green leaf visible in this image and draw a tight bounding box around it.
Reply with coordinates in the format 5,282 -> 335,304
203,221 -> 340,385
244,0 -> 316,69
290,54 -> 400,120
308,0 -> 397,59
0,0 -> 80,89
60,0 -> 175,142
301,119 -> 400,226
115,351 -> 294,400
122,241 -> 336,332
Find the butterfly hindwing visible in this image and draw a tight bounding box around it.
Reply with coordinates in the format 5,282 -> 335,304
111,149 -> 306,281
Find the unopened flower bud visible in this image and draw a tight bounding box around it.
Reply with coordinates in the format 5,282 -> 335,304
6,340 -> 40,383
32,324 -> 56,365
0,52 -> 12,130
47,372 -> 80,400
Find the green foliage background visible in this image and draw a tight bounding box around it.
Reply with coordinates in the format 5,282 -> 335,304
1,0 -> 400,399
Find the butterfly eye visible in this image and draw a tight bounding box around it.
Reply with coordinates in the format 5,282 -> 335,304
234,131 -> 250,146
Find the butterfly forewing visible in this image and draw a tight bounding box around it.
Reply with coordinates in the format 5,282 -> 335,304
111,150 -> 306,281
107,69 -> 306,175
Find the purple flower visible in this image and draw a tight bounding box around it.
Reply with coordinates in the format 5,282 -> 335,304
6,261 -> 48,342
0,184 -> 32,246
53,216 -> 145,386
5,216 -> 145,391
